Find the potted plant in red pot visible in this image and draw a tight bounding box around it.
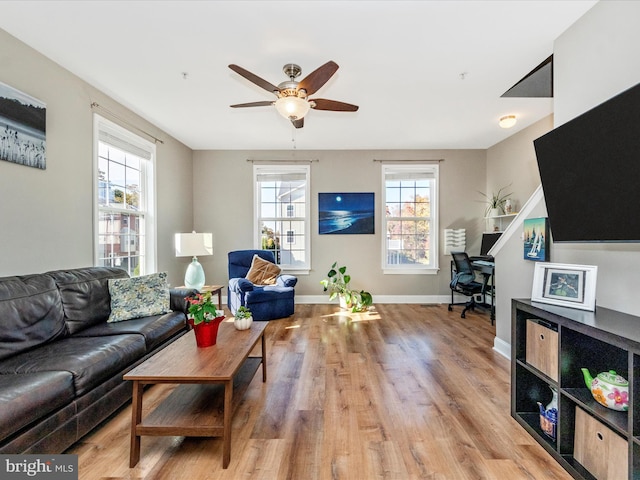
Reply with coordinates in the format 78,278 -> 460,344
186,291 -> 225,347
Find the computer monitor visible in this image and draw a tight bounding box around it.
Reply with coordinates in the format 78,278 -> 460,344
480,232 -> 502,256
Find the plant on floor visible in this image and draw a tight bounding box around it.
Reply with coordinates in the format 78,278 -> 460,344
186,291 -> 222,325
479,184 -> 513,216
320,261 -> 373,313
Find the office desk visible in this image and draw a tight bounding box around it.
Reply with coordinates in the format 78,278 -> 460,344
449,260 -> 495,324
471,260 -> 495,324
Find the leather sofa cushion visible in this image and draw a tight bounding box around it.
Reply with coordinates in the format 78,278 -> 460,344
0,274 -> 67,361
0,372 -> 75,441
0,334 -> 146,396
75,311 -> 186,351
47,267 -> 128,334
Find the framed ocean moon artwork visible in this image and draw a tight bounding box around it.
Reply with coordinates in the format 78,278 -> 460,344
523,217 -> 549,262
318,192 -> 374,235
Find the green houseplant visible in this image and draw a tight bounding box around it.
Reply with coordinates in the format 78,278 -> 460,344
479,185 -> 512,216
320,261 -> 373,313
186,292 -> 225,347
185,291 -> 222,326
233,305 -> 253,331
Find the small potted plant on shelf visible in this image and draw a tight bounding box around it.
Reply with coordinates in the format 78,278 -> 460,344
234,305 -> 253,331
479,184 -> 513,217
320,261 -> 373,313
185,291 -> 225,347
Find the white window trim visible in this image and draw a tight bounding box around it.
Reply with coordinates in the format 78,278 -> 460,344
253,164 -> 311,274
381,164 -> 439,275
93,114 -> 157,275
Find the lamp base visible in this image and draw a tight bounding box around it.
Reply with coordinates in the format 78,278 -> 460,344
184,257 -> 205,291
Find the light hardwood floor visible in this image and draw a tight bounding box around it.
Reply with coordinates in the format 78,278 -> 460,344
68,304 -> 571,479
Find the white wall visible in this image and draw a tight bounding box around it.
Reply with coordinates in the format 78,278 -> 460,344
193,149 -> 487,299
0,28 -> 194,285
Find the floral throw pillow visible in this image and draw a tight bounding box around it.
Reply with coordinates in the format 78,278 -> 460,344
107,272 -> 170,323
245,254 -> 281,285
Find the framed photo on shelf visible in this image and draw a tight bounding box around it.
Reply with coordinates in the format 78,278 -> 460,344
531,263 -> 597,311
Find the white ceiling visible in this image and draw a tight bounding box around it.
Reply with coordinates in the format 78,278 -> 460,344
0,1 -> 597,150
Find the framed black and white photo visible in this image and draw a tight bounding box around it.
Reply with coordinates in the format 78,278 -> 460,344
531,262 -> 597,311
0,81 -> 46,169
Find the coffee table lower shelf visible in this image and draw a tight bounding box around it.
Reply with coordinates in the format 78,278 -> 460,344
130,357 -> 262,468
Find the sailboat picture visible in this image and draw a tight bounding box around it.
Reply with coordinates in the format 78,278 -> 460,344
523,217 -> 549,262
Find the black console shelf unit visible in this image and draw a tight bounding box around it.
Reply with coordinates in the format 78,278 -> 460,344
512,299 -> 640,480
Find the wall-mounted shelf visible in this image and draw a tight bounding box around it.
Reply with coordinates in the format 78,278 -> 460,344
485,212 -> 517,233
512,299 -> 639,479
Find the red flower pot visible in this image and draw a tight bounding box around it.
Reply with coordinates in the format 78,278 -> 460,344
192,316 -> 224,348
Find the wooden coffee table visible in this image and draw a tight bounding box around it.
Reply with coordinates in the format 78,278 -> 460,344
124,321 -> 268,469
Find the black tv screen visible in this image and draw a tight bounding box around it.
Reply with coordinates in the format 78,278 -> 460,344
534,82 -> 640,242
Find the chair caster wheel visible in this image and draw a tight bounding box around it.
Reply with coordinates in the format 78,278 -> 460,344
461,312 -> 466,319
448,305 -> 452,311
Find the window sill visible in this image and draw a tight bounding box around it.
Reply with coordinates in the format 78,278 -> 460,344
383,268 -> 439,275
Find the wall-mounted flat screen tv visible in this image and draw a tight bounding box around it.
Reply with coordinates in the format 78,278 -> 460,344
533,82 -> 640,242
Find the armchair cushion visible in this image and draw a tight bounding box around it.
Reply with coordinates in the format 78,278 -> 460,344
245,254 -> 281,285
277,274 -> 298,288
229,277 -> 254,293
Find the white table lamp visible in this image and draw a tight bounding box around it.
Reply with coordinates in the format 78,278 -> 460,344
175,231 -> 213,291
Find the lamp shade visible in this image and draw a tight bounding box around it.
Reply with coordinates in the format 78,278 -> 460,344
175,232 -> 213,257
275,96 -> 311,120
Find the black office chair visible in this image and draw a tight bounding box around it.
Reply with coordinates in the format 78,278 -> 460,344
448,251 -> 488,318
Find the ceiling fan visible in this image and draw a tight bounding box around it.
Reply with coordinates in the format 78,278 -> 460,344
229,61 -> 359,128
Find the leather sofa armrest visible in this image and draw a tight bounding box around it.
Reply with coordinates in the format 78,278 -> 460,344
277,274 -> 298,288
170,288 -> 199,314
229,278 -> 254,293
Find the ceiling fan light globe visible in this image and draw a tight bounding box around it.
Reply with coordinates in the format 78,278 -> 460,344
275,96 -> 310,120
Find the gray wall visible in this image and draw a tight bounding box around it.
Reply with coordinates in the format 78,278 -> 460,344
0,29 -> 194,285
550,0 -> 640,316
193,149 -> 487,299
486,117 -> 553,350
492,0 -> 640,354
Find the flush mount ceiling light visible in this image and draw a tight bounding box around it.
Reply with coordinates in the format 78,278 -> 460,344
499,115 -> 517,129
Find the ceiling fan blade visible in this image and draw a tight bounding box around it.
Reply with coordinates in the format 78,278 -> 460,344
292,118 -> 304,129
229,64 -> 279,94
230,101 -> 274,108
297,61 -> 339,95
311,98 -> 359,112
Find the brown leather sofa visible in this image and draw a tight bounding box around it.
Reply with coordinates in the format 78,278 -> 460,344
0,267 -> 193,454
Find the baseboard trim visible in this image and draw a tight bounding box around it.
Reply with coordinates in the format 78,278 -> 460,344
295,295 -> 452,304
493,337 -> 511,360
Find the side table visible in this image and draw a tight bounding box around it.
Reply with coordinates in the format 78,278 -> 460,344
178,284 -> 224,310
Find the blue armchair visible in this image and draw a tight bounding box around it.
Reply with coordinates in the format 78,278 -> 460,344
227,250 -> 297,321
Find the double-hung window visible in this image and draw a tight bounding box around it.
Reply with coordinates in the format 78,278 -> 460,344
94,115 -> 156,276
382,164 -> 439,273
254,164 -> 310,272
